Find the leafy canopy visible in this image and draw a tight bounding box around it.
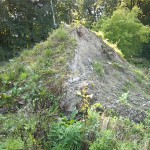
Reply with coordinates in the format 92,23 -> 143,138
94,5 -> 150,59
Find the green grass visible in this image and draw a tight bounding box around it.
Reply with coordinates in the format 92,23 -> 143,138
93,61 -> 105,76
0,27 -> 150,150
133,69 -> 150,94
119,91 -> 130,106
134,69 -> 149,82
0,27 -> 77,149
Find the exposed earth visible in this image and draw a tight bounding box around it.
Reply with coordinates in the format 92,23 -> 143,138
60,26 -> 150,123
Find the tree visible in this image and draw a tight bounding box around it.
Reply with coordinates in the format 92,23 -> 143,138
0,0 -> 80,61
94,5 -> 150,59
0,0 -> 54,60
124,0 -> 150,25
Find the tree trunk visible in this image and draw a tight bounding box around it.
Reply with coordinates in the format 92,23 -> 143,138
50,0 -> 56,28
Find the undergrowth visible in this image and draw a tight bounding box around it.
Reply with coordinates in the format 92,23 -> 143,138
0,27 -> 77,149
0,27 -> 150,150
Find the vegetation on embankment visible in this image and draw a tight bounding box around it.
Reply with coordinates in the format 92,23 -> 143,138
0,27 -> 76,149
0,27 -> 150,150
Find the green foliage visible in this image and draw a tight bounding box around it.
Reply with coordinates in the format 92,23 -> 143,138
119,91 -> 129,105
1,138 -> 24,150
117,141 -> 139,150
0,27 -> 78,149
93,61 -> 104,76
0,0 -> 53,59
0,113 -> 37,149
1,0 -> 150,61
90,130 -> 116,150
0,0 -> 76,60
0,47 -> 12,61
123,0 -> 150,25
94,6 -> 150,59
84,108 -> 101,144
19,72 -> 28,80
0,16 -> 150,150
48,121 -> 84,150
144,109 -> 150,126
87,108 -> 100,127
134,69 -> 149,82
51,28 -> 69,42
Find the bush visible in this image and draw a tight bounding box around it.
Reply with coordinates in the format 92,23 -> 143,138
1,138 -> 24,150
94,5 -> 150,59
48,121 -> 84,150
0,46 -> 13,61
50,28 -> 69,42
90,130 -> 116,150
117,141 -> 139,150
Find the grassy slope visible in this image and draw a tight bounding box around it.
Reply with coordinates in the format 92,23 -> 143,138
0,27 -> 76,149
0,27 -> 150,150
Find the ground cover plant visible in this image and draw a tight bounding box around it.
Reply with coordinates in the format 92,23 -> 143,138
93,5 -> 150,60
0,26 -> 150,150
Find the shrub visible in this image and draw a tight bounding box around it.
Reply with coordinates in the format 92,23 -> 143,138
48,121 -> 84,150
0,46 -> 13,61
1,138 -> 24,150
117,141 -> 139,150
50,28 -> 69,42
119,91 -> 129,105
90,130 -> 116,150
94,6 -> 150,59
